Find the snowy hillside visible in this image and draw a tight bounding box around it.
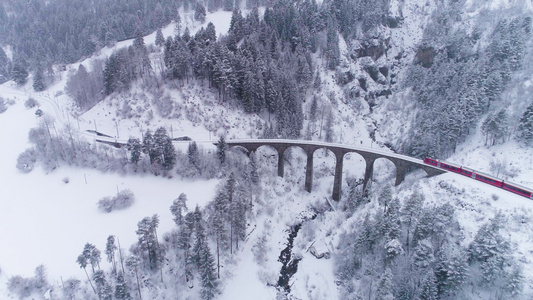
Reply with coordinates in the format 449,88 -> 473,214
2,0 -> 533,299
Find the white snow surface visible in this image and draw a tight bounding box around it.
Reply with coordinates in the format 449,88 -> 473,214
2,2 -> 533,299
0,100 -> 217,282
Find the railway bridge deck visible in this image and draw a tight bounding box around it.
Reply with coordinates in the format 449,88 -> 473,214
224,139 -> 445,201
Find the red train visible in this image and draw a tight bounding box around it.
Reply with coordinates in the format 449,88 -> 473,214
424,158 -> 533,199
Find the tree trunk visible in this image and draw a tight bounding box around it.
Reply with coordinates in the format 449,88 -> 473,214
117,237 -> 126,274
135,268 -> 143,300
84,267 -> 97,296
217,235 -> 220,279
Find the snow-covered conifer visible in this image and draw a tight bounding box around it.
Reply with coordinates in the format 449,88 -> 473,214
105,235 -> 117,274
375,268 -> 394,300
114,272 -> 132,300
419,272 -> 438,300
155,28 -> 165,47
171,193 -> 188,226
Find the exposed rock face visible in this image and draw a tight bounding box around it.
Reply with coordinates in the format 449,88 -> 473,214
414,46 -> 437,68
356,39 -> 390,61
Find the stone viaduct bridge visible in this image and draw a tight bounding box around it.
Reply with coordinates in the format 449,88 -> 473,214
224,139 -> 445,201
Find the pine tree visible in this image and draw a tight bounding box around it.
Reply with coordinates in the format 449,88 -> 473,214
402,192 -> 424,253
517,102 -> 533,146
419,272 -> 439,300
11,61 -> 28,85
384,238 -> 403,265
195,3 -> 207,23
413,209 -> 434,247
33,68 -> 45,91
178,212 -> 194,251
469,218 -> 511,286
93,270 -> 112,300
155,28 -> 165,47
188,141 -> 200,171
114,272 -> 132,300
125,255 -> 142,300
313,70 -> 321,90
193,206 -> 208,266
142,130 -> 156,164
178,211 -> 195,283
482,109 -> 509,146
76,244 -> 97,295
170,193 -> 188,226
375,268 -> 395,300
324,109 -> 334,142
309,95 -> 318,122
248,152 -> 259,185
435,250 -> 468,296
0,47 -> 10,83
103,54 -> 119,95
413,239 -> 434,269
216,136 -> 227,165
325,26 -> 340,70
378,186 -> 392,211
381,197 -> 401,240
78,243 -> 101,274
136,215 -> 162,270
504,264 -> 524,297
127,138 -> 142,165
199,243 -> 219,300
209,191 -> 229,278
105,235 -> 117,275
63,279 -> 81,300
154,127 -> 175,169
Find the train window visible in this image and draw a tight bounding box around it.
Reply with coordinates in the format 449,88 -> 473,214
504,184 -> 531,196
443,164 -> 458,171
477,175 -> 495,184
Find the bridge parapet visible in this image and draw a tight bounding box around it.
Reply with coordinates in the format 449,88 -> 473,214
223,139 -> 445,200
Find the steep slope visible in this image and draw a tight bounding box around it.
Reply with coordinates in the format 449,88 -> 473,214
2,0 -> 533,299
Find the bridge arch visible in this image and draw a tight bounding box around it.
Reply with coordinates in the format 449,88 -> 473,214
372,157 -> 398,186
223,140 -> 445,201
309,148 -> 338,193
281,146 -> 308,186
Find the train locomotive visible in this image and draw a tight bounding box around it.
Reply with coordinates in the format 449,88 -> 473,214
424,158 -> 533,200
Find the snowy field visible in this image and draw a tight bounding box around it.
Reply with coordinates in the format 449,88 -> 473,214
0,101 -> 217,285
2,1 -> 533,299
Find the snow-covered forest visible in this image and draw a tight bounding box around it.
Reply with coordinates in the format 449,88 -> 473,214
1,0 -> 533,299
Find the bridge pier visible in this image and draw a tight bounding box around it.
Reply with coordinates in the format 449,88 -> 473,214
223,140 -> 446,202
394,161 -> 411,186
363,157 -> 375,191
332,151 -> 345,201
305,152 -> 314,193
276,146 -> 287,178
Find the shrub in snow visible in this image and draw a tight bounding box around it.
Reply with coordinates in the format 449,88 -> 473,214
152,94 -> 174,118
62,278 -> 81,300
0,97 -> 7,113
7,265 -> 49,299
24,97 -> 38,108
98,189 -> 135,213
16,148 -> 37,173
8,276 -> 32,298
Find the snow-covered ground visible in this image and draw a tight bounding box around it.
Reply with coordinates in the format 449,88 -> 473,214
0,98 -> 218,291
2,2 -> 533,299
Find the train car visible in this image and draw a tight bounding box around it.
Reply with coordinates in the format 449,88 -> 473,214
502,182 -> 533,199
439,161 -> 462,174
473,172 -> 504,188
460,166 -> 475,178
423,157 -> 533,199
424,158 -> 439,166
